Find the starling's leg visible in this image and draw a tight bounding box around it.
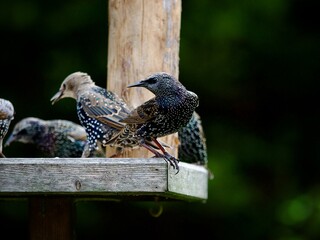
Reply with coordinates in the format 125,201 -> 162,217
140,141 -> 177,170
157,140 -> 172,149
93,142 -> 107,157
82,142 -> 102,158
140,142 -> 167,158
151,138 -> 180,172
141,140 -> 179,173
81,143 -> 91,158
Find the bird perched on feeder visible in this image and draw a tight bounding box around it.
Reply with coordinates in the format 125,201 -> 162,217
0,98 -> 15,158
105,72 -> 199,172
50,72 -> 132,157
5,117 -> 89,158
178,111 -> 208,165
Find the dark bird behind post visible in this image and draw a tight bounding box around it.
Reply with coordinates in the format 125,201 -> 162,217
178,111 -> 208,166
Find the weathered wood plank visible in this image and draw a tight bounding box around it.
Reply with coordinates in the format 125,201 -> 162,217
0,158 -> 208,201
168,163 -> 208,200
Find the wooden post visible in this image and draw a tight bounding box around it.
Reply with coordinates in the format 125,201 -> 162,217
107,0 -> 182,158
29,197 -> 74,240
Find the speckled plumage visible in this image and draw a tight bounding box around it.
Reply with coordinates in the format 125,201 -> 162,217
178,111 -> 207,165
106,72 -> 199,172
5,117 -> 88,157
0,98 -> 14,158
51,72 -> 131,157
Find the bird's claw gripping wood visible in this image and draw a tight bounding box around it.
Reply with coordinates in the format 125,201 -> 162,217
142,139 -> 180,173
150,149 -> 180,173
164,152 -> 180,174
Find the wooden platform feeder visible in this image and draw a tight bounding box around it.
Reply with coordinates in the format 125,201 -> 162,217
0,1 -> 209,239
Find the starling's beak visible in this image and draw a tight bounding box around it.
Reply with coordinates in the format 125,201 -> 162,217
4,134 -> 15,147
127,80 -> 145,88
50,90 -> 63,105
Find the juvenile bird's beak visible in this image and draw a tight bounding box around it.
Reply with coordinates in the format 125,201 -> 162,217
127,80 -> 145,88
4,134 -> 15,147
50,90 -> 63,105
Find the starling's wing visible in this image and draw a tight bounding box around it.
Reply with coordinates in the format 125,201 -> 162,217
80,91 -> 129,130
120,99 -> 158,124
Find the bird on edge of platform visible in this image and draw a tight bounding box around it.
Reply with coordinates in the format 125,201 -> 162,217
50,71 -> 132,157
178,111 -> 208,166
105,72 -> 199,173
5,117 -> 91,158
0,98 -> 15,158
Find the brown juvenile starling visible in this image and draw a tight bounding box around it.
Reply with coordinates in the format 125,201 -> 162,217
50,72 -> 132,157
178,111 -> 208,165
5,117 -> 90,158
0,98 -> 14,158
106,72 -> 199,172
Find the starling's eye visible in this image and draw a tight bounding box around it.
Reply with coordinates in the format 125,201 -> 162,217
146,77 -> 157,84
63,83 -> 66,90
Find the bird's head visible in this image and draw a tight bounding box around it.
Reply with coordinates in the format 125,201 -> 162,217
127,72 -> 181,95
5,117 -> 44,146
50,72 -> 93,105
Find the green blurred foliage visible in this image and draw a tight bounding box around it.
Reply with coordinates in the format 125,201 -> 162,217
0,0 -> 319,239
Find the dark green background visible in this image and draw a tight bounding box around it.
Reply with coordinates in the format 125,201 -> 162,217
1,0 -> 319,239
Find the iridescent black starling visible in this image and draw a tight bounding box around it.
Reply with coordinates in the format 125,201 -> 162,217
5,117 -> 89,158
50,72 -> 132,157
106,72 -> 199,172
178,111 -> 208,165
0,98 -> 14,158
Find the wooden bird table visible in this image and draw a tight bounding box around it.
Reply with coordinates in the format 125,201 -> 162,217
0,158 -> 209,240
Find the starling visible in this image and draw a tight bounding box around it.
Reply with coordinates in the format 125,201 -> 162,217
5,117 -> 89,158
178,111 -> 208,165
0,98 -> 14,158
50,72 -> 132,157
106,72 -> 199,172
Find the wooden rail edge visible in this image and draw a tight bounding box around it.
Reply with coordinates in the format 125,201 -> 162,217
0,158 -> 208,202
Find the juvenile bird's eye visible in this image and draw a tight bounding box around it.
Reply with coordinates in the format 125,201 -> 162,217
63,83 -> 66,89
18,129 -> 28,135
146,77 -> 157,84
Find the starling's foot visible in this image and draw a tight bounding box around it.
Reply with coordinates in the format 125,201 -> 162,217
140,140 -> 179,173
163,152 -> 180,174
152,153 -> 179,173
